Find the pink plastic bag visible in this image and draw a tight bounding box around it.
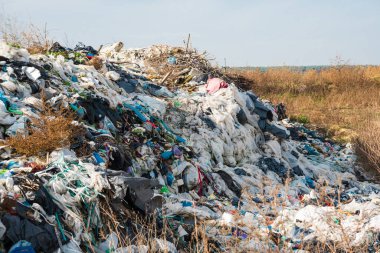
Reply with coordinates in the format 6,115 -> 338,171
205,78 -> 228,94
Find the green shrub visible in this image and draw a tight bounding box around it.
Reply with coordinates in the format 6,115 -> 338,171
290,114 -> 310,124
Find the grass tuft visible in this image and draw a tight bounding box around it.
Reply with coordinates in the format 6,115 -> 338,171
4,103 -> 83,157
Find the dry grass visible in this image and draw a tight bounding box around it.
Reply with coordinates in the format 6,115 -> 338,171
0,16 -> 52,54
88,56 -> 104,70
228,66 -> 380,174
356,122 -> 380,173
4,103 -> 83,157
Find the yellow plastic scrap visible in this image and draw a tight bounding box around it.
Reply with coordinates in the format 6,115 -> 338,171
183,75 -> 193,84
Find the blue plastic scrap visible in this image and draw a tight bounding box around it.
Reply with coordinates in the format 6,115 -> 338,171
304,144 -> 319,156
71,75 -> 79,82
181,201 -> 193,207
93,152 -> 105,165
168,56 -> 177,65
305,176 -> 316,189
167,172 -> 174,186
161,151 -> 173,160
123,103 -> 148,122
9,241 -> 36,253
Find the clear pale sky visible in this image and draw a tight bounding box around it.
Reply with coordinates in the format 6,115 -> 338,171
1,0 -> 379,66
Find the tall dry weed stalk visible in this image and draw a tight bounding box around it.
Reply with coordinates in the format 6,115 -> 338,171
0,15 -> 52,53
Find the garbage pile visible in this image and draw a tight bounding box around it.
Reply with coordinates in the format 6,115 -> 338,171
100,43 -> 220,92
0,40 -> 380,252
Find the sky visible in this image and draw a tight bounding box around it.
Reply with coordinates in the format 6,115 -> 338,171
0,0 -> 379,67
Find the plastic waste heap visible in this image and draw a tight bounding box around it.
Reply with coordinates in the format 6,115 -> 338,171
0,41 -> 379,252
